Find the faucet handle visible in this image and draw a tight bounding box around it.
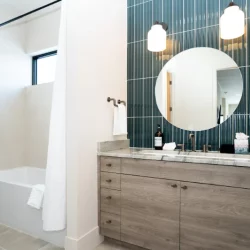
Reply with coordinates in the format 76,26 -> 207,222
177,144 -> 185,152
203,144 -> 212,152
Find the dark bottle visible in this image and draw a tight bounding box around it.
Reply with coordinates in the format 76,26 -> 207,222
154,124 -> 163,150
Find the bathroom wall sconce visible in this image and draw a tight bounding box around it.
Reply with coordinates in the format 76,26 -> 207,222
220,1 -> 245,40
148,21 -> 168,52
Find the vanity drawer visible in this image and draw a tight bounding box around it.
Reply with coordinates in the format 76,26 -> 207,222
101,188 -> 121,215
101,212 -> 121,240
101,172 -> 121,190
101,157 -> 121,173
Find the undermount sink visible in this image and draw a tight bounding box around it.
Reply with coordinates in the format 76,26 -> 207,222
138,149 -> 250,161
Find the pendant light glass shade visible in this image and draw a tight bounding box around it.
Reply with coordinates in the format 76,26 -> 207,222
220,4 -> 245,40
148,24 -> 166,52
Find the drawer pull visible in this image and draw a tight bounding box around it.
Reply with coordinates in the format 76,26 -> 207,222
171,184 -> 177,188
181,186 -> 188,190
106,196 -> 112,200
106,220 -> 112,224
106,179 -> 112,183
106,163 -> 112,167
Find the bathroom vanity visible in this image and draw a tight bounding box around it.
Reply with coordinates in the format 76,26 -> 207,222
98,146 -> 250,250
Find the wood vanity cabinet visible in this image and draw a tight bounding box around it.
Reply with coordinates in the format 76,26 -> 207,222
99,157 -> 250,250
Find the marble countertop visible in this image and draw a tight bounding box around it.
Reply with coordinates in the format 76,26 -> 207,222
98,148 -> 250,168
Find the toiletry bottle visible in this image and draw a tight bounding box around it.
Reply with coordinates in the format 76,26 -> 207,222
155,124 -> 163,150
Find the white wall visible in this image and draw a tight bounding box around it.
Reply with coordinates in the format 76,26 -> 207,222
65,0 -> 127,249
24,83 -> 53,168
0,8 -> 31,170
25,9 -> 61,55
0,6 -> 60,170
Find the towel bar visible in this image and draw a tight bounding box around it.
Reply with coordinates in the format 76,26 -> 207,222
107,97 -> 118,107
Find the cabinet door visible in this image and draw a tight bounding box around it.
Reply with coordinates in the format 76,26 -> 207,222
121,175 -> 180,250
180,182 -> 250,250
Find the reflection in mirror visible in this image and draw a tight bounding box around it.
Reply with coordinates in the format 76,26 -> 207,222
155,48 -> 243,131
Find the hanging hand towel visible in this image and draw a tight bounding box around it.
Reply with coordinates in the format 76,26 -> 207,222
27,184 -> 45,210
113,104 -> 127,136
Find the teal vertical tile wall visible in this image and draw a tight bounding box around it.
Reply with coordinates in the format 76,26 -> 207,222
127,0 -> 250,149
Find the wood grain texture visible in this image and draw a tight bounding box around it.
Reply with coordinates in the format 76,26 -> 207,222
180,182 -> 250,250
101,212 -> 121,241
121,158 -> 250,189
101,157 -> 121,173
101,172 -> 121,190
121,175 -> 180,250
101,188 -> 121,215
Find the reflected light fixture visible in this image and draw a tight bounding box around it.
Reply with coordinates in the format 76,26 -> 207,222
148,21 -> 168,52
220,1 -> 245,40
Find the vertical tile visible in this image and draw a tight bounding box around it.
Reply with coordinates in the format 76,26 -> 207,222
134,4 -> 144,41
248,67 -> 250,114
172,126 -> 184,146
207,25 -> 219,49
220,38 -> 233,58
153,0 -> 163,23
127,80 -> 134,117
184,30 -> 195,51
233,32 -> 247,67
195,0 -> 207,28
134,0 -> 146,4
163,119 -> 173,143
207,0 -> 219,26
128,6 -> 135,43
144,1 -> 153,40
219,0 -> 230,16
153,77 -> 162,116
173,0 -> 184,33
143,40 -> 153,78
207,125 -> 220,151
134,118 -> 143,147
196,131 -> 208,151
134,79 -> 144,117
247,0 -> 250,18
128,118 -> 134,147
172,32 -> 183,57
220,116 -> 234,145
234,115 -> 247,134
134,41 -> 144,78
153,51 -> 163,77
143,118 -> 153,148
248,116 -> 250,136
195,28 -> 207,47
163,0 -> 173,34
184,0 -> 195,31
128,0 -> 134,7
127,44 -> 134,80
144,78 -> 153,117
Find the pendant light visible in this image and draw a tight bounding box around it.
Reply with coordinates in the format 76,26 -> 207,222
220,1 -> 245,40
148,21 -> 168,52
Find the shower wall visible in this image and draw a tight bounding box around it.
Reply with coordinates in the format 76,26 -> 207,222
0,7 -> 60,170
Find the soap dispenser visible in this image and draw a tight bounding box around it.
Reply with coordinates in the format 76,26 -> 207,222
154,124 -> 163,150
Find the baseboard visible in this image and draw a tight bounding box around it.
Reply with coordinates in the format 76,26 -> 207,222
65,226 -> 104,250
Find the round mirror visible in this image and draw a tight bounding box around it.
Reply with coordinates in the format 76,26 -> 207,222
155,48 -> 243,131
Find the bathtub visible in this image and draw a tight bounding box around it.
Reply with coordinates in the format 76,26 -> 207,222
0,167 -> 65,247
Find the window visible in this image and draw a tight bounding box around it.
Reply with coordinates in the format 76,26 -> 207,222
32,51 -> 57,85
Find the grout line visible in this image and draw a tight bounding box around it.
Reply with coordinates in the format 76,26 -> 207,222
127,0 -> 152,8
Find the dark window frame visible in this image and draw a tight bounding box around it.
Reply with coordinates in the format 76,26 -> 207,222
32,50 -> 57,85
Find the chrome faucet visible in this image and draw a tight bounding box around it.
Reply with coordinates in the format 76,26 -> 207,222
189,133 -> 195,152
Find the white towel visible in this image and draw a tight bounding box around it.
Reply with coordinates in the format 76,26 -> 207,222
236,133 -> 249,140
113,104 -> 127,136
163,142 -> 176,151
27,184 -> 45,210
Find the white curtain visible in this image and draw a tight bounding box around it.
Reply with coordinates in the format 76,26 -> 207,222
42,0 -> 67,231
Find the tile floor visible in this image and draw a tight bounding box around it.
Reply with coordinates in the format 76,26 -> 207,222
0,224 -> 63,250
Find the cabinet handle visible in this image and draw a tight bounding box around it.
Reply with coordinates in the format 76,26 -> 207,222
106,179 -> 112,183
106,196 -> 112,200
106,220 -> 112,224
181,186 -> 188,190
171,184 -> 177,188
106,163 -> 112,167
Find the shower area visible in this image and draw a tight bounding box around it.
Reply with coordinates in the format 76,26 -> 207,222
0,0 -> 66,248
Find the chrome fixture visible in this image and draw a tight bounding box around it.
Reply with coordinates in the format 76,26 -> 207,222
177,144 -> 185,152
189,134 -> 195,152
203,145 -> 212,153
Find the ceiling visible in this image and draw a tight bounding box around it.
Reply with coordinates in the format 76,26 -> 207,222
0,0 -> 61,24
